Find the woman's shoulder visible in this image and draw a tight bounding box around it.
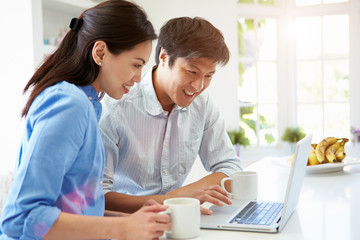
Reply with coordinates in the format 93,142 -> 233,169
49,81 -> 87,97
43,82 -> 89,105
30,81 -> 91,118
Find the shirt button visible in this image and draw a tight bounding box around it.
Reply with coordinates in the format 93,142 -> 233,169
163,169 -> 168,175
164,143 -> 168,147
88,96 -> 93,100
99,180 -> 103,185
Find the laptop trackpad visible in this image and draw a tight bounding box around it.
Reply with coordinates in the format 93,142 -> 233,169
201,200 -> 248,228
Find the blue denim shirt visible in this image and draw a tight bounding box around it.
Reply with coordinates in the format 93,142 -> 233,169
0,81 -> 105,239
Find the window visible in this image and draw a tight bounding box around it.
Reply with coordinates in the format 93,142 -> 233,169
236,0 -> 279,6
296,0 -> 348,6
238,18 -> 278,146
237,0 -> 354,147
295,15 -> 349,142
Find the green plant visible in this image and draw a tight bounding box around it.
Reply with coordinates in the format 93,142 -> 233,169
227,128 -> 250,147
282,127 -> 306,143
240,105 -> 275,144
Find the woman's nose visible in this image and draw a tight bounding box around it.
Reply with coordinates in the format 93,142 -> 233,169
133,71 -> 142,83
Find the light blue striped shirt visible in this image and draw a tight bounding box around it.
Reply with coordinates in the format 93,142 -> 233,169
99,67 -> 242,196
0,82 -> 105,239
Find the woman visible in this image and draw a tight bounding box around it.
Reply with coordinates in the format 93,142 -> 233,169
0,0 -> 170,239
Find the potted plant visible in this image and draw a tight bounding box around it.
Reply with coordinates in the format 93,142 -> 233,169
227,127 -> 250,156
281,126 -> 306,152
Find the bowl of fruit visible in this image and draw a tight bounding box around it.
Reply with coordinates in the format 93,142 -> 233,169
295,137 -> 360,174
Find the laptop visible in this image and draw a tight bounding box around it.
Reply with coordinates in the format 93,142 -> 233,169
201,134 -> 312,233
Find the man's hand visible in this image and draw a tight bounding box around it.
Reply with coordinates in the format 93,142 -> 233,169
166,184 -> 232,215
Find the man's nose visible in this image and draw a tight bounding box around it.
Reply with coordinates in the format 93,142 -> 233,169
191,77 -> 204,91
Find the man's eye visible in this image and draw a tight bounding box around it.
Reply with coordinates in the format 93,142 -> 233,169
188,70 -> 196,74
135,65 -> 142,69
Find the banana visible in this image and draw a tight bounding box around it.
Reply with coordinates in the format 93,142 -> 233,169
308,149 -> 320,166
325,140 -> 341,163
315,137 -> 338,163
335,147 -> 346,161
334,138 -> 349,162
311,143 -> 317,150
307,144 -> 320,166
308,137 -> 348,165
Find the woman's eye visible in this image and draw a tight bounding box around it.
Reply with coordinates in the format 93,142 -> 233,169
135,65 -> 142,69
188,70 -> 196,75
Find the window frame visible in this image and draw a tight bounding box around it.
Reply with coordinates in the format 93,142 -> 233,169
235,0 -> 360,158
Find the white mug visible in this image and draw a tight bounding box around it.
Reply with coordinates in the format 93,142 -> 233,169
161,197 -> 200,239
220,171 -> 258,200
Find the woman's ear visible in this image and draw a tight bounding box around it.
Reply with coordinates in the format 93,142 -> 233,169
92,41 -> 106,66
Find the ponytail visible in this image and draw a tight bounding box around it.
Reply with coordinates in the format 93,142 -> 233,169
22,0 -> 156,117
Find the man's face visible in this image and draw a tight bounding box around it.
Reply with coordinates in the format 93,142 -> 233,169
156,56 -> 217,111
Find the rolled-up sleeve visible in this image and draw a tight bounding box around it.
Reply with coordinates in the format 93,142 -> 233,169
199,96 -> 243,177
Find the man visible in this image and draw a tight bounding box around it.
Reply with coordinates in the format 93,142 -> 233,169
99,17 -> 242,215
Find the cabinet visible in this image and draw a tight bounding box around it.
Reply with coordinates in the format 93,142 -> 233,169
39,0 -> 98,61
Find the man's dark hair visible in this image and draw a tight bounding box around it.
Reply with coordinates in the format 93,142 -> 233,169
155,17 -> 230,68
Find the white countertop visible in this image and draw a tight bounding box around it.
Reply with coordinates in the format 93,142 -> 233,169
162,156 -> 360,240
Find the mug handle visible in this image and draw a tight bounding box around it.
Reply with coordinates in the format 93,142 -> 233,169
220,177 -> 232,195
159,209 -> 172,234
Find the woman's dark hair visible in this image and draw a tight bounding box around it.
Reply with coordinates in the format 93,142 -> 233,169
22,0 -> 156,117
155,17 -> 230,68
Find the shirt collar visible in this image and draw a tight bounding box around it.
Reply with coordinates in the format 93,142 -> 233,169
78,84 -> 102,122
140,66 -> 187,116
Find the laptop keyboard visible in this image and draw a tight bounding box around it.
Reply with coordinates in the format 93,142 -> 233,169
230,201 -> 283,226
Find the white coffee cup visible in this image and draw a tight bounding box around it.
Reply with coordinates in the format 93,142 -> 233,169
161,197 -> 200,239
220,171 -> 258,200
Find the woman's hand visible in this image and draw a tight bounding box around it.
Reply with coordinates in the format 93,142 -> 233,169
143,198 -> 162,207
121,202 -> 171,240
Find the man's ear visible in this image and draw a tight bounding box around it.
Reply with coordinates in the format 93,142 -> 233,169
159,48 -> 168,67
92,41 -> 106,66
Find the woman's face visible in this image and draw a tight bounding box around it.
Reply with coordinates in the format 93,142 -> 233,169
93,40 -> 152,100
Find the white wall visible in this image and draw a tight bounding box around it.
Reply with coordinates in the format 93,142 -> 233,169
0,0 -> 240,174
0,0 -> 40,174
42,1 -> 84,44
134,0 -> 240,129
349,3 -> 360,130
0,0 -> 241,175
